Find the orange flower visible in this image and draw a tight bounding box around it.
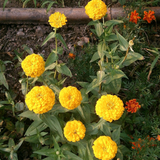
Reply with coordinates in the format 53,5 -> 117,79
125,99 -> 141,113
69,53 -> 76,59
129,10 -> 141,24
157,135 -> 160,141
143,10 -> 155,23
131,138 -> 142,150
123,24 -> 126,29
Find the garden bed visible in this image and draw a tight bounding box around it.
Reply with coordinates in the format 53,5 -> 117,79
0,0 -> 160,160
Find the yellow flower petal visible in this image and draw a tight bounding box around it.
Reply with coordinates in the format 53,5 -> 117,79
21,54 -> 45,78
25,86 -> 55,114
95,94 -> 124,122
64,120 -> 86,142
85,0 -> 107,20
92,136 -> 118,160
48,12 -> 67,28
59,86 -> 82,110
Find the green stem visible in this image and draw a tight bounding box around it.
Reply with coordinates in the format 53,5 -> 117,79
98,59 -> 103,93
54,28 -> 58,79
26,76 -> 28,96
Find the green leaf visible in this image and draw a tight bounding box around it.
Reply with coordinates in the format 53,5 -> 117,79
116,148 -> 123,160
5,119 -> 15,131
77,82 -> 89,89
0,72 -> 9,89
118,145 -> 131,155
19,78 -> 27,95
102,78 -> 122,94
119,0 -> 126,5
0,147 -> 10,153
145,48 -> 159,55
116,31 -> 129,51
23,0 -> 31,8
0,60 -> 6,72
22,44 -> 33,54
80,88 -> 88,103
9,151 -> 18,160
90,29 -> 97,36
45,63 -> 56,71
41,1 -> 53,8
104,24 -> 113,34
87,20 -> 99,26
86,118 -> 106,135
86,123 -> 101,135
105,34 -> 118,42
33,0 -> 36,7
15,121 -> 24,136
42,32 -> 55,46
90,52 -> 99,62
15,102 -> 24,111
46,1 -> 57,13
97,71 -> 106,83
148,55 -> 160,80
43,157 -> 55,160
45,51 -> 58,67
104,20 -> 123,27
8,138 -> 15,150
24,132 -> 47,143
63,150 -> 83,160
3,0 -> 8,10
100,121 -> 111,137
86,79 -> 99,94
95,22 -> 103,37
34,148 -> 57,158
56,64 -> 72,77
19,110 -> 40,121
49,84 -> 61,94
120,132 -> 132,143
40,114 -> 63,138
14,139 -> 24,151
55,33 -> 67,49
50,103 -> 69,114
52,135 -> 60,150
97,41 -> 107,59
117,52 -> 144,68
103,69 -> 127,85
14,50 -> 22,62
57,47 -> 63,55
111,125 -> 121,145
25,120 -> 48,136
76,104 -> 91,123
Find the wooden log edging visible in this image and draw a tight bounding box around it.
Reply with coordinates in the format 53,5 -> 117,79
0,7 -> 160,24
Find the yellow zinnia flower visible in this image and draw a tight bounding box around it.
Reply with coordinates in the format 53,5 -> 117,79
95,94 -> 124,122
25,86 -> 55,114
48,12 -> 67,28
85,0 -> 107,20
21,53 -> 45,78
64,120 -> 86,142
92,136 -> 118,160
59,86 -> 82,110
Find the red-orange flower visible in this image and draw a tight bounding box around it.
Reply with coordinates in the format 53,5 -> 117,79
125,99 -> 141,113
69,53 -> 76,59
129,10 -> 141,24
157,135 -> 160,141
143,10 -> 155,23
